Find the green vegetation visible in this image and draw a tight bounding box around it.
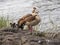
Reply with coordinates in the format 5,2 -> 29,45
0,17 -> 9,28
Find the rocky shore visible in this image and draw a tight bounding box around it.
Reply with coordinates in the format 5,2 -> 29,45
0,27 -> 60,45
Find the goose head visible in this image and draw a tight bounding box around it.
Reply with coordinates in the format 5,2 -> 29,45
32,7 -> 39,16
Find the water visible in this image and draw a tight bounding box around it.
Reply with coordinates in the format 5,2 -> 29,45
0,0 -> 60,32
0,0 -> 33,21
33,0 -> 60,32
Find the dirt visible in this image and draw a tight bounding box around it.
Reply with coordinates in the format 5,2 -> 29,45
0,27 -> 60,45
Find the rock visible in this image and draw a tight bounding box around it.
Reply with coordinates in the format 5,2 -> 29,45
21,36 -> 28,44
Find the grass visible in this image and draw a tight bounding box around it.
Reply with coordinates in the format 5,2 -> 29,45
0,16 -> 9,28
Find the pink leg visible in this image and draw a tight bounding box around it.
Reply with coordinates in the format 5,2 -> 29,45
29,26 -> 33,33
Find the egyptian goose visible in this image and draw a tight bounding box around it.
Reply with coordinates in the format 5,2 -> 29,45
24,7 -> 41,33
17,7 -> 35,29
17,7 -> 41,33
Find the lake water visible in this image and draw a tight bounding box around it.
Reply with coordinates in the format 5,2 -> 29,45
0,0 -> 60,32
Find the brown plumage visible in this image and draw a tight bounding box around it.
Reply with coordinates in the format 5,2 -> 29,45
21,14 -> 32,19
24,15 -> 37,22
18,14 -> 32,25
17,14 -> 38,26
17,14 -> 40,30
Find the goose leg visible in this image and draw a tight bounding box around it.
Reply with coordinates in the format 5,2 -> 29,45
29,25 -> 33,35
